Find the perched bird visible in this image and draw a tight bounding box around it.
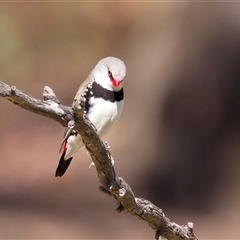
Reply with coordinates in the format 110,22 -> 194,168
55,57 -> 127,177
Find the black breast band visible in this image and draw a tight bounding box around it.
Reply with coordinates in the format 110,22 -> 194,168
84,81 -> 124,113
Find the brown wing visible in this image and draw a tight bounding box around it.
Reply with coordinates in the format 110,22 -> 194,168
59,75 -> 92,153
73,74 -> 92,104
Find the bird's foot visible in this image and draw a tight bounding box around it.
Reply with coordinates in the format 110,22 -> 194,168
89,162 -> 95,169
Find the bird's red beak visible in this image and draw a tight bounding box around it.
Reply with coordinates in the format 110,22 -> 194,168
112,78 -> 122,88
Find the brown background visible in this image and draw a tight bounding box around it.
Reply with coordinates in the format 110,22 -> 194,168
1,2 -> 240,239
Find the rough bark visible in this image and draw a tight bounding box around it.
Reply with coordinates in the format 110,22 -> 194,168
0,81 -> 198,240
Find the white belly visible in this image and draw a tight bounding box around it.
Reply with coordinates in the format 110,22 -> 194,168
64,98 -> 123,160
88,98 -> 124,136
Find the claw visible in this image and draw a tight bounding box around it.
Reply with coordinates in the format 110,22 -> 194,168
89,162 -> 95,169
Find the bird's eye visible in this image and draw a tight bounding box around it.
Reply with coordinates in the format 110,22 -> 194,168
108,70 -> 114,81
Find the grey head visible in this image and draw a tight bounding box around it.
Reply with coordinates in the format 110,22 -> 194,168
91,56 -> 127,91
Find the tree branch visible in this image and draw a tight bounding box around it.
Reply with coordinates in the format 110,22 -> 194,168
0,81 -> 198,240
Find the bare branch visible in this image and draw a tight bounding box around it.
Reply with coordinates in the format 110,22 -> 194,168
0,81 -> 73,126
0,81 -> 198,240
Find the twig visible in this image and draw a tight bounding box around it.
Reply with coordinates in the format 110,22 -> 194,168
0,81 -> 198,240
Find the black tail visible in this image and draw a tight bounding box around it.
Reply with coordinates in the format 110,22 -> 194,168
55,155 -> 73,177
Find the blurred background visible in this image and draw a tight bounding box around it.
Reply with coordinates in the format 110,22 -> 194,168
1,2 -> 240,239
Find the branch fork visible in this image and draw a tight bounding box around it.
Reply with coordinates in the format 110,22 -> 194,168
0,81 -> 198,240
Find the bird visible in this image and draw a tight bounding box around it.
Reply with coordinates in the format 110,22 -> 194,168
55,56 -> 127,177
